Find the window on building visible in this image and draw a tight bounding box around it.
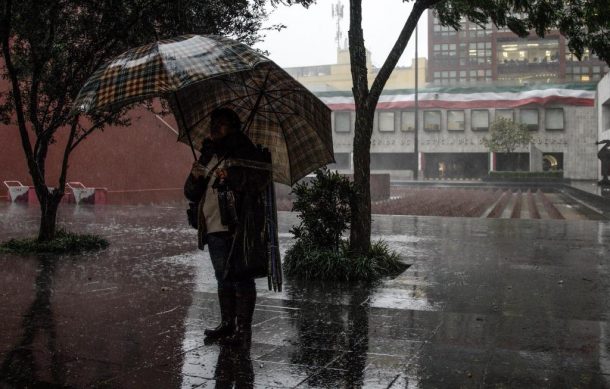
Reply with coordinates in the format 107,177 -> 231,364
330,153 -> 351,170
400,111 -> 415,132
424,111 -> 442,131
447,110 -> 465,131
520,109 -> 539,130
545,108 -> 564,131
468,21 -> 492,37
378,111 -> 395,132
495,109 -> 514,122
498,39 -> 560,80
433,23 -> 457,37
433,69 -> 462,85
432,43 -> 458,67
566,48 -> 594,62
497,39 -> 559,67
370,153 -> 415,170
472,110 -> 490,131
468,42 -> 492,65
334,111 -> 352,133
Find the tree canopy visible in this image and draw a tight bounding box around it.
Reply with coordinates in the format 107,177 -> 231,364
0,0 -> 291,241
483,117 -> 533,154
433,0 -> 610,64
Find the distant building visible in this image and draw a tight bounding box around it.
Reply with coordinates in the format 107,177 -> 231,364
427,11 -> 609,86
320,83 -> 598,180
284,48 -> 427,92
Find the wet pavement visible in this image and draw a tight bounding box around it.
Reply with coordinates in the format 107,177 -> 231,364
1,203 -> 609,388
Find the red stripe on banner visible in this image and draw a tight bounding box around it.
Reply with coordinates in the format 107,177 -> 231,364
327,96 -> 594,111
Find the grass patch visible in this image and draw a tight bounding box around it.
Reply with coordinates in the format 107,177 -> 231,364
284,239 -> 407,282
0,229 -> 109,255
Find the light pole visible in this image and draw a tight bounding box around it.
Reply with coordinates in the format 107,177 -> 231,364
413,21 -> 419,180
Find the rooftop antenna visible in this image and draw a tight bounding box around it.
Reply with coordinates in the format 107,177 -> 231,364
331,1 -> 344,50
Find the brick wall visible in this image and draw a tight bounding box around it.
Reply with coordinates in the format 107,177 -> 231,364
0,104 -> 193,204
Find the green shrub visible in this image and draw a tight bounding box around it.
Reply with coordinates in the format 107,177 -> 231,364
0,230 -> 109,255
284,239 -> 407,282
290,167 -> 355,252
285,168 -> 406,281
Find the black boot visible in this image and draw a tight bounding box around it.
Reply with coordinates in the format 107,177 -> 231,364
205,286 -> 236,341
221,287 -> 256,347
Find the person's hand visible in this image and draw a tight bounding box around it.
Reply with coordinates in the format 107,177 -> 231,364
191,161 -> 207,178
216,168 -> 228,180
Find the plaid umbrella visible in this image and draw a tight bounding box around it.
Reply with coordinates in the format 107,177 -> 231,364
72,34 -> 334,185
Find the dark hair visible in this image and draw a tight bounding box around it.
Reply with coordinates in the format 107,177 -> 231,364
211,108 -> 241,133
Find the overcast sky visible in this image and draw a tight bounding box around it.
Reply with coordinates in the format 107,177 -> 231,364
254,1 -> 429,69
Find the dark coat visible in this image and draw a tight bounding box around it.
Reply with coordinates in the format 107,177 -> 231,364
599,145 -> 610,176
184,132 -> 271,279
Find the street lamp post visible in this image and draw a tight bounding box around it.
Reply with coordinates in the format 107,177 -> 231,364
413,22 -> 419,180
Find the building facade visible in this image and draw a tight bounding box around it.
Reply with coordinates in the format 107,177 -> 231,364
428,11 -> 609,86
321,84 -> 598,180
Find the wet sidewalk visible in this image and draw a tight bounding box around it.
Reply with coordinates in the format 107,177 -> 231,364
0,203 -> 609,388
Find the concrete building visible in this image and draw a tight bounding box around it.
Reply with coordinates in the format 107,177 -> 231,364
321,83 -> 598,180
427,11 -> 609,86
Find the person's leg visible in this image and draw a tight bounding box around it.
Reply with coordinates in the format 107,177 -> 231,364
223,278 -> 256,346
205,233 -> 236,340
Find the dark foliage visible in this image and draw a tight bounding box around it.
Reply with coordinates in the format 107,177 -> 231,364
285,168 -> 405,281
1,230 -> 109,255
284,239 -> 406,282
290,168 -> 355,252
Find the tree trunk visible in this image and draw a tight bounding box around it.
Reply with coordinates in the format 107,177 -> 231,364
38,192 -> 61,242
347,0 -> 372,256
346,0 -> 431,256
349,110 -> 374,255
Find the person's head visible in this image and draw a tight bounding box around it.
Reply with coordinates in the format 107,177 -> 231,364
210,108 -> 241,141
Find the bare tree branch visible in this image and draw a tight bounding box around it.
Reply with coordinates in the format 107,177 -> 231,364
58,117 -> 79,195
1,0 -> 43,186
369,0 -> 440,106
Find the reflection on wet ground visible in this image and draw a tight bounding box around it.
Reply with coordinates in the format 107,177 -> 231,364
1,203 -> 609,388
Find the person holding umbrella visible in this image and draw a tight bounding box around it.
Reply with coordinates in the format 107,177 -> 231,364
71,32 -> 335,341
185,107 -> 270,345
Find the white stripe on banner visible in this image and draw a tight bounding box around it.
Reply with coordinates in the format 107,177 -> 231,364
320,88 -> 595,106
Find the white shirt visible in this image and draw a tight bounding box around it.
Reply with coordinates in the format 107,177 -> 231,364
202,156 -> 229,234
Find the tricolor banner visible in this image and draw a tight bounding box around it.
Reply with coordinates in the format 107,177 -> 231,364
316,83 -> 596,111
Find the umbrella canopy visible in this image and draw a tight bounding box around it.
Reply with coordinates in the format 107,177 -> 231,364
72,34 -> 334,185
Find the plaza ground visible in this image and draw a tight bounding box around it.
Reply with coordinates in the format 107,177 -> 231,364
0,197 -> 609,388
